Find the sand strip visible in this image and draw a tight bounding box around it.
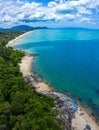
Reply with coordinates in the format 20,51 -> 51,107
19,54 -> 52,92
6,31 -> 32,47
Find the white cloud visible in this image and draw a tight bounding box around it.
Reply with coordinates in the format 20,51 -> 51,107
16,13 -> 25,20
16,0 -> 24,5
0,14 -> 13,22
0,0 -> 99,27
80,17 -> 90,22
77,7 -> 93,15
48,1 -> 58,7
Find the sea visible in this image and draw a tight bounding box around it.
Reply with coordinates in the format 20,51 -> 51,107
12,28 -> 99,121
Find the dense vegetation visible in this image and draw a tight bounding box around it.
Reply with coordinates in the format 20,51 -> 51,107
0,31 -> 63,130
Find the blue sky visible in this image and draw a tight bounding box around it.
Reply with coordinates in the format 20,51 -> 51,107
0,0 -> 99,29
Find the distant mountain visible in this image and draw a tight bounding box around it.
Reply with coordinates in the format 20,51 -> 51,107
10,25 -> 34,30
0,25 -> 48,31
0,28 -> 5,30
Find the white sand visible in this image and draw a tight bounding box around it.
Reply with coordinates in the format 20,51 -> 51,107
6,31 -> 32,47
33,81 -> 51,92
72,106 -> 99,130
19,54 -> 33,77
19,55 -> 52,92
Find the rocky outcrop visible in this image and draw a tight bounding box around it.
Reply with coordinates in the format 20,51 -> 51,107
24,74 -> 78,130
45,91 -> 77,130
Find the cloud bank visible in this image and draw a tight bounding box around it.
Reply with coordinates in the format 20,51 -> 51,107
0,0 -> 99,28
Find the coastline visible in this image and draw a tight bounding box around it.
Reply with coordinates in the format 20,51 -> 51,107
19,53 -> 52,92
6,31 -> 32,47
7,31 -> 99,130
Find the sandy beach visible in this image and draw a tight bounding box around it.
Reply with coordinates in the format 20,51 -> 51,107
19,54 -> 52,92
6,31 -> 32,47
72,106 -> 99,130
7,32 -> 99,130
19,54 -> 33,77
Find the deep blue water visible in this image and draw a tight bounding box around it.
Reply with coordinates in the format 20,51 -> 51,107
13,29 -> 99,121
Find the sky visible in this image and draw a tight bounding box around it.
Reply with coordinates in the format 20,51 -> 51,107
0,0 -> 99,29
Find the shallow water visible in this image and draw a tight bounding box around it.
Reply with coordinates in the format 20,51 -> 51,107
13,28 -> 99,121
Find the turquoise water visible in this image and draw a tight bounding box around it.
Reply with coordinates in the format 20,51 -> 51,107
13,28 -> 99,121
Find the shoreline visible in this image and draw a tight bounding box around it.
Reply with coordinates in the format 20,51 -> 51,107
19,53 -> 52,92
6,31 -> 32,47
7,31 -> 99,130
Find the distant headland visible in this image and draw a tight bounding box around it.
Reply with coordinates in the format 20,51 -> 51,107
0,25 -> 48,31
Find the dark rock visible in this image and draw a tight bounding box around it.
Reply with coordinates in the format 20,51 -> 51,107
86,124 -> 91,130
80,112 -> 85,116
51,108 -> 57,116
32,53 -> 39,57
91,112 -> 94,117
